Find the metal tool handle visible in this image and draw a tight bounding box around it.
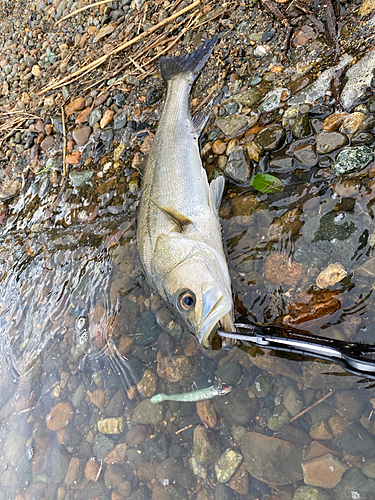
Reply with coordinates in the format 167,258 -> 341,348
218,322 -> 375,378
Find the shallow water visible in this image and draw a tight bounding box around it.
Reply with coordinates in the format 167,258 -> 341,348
0,143 -> 375,499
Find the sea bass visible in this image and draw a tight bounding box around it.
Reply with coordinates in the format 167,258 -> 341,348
137,37 -> 235,348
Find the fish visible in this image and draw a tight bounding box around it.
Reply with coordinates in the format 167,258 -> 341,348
136,36 -> 235,348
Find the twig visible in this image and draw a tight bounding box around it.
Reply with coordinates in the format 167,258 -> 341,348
61,106 -> 67,178
294,1 -> 325,32
175,424 -> 193,435
261,0 -> 291,55
324,0 -> 340,57
39,0 -> 201,94
289,391 -> 334,423
57,0 -> 115,25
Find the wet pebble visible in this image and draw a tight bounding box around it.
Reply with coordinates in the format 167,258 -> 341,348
283,385 -> 304,417
334,468 -> 375,500
228,462 -> 249,495
97,417 -> 125,434
255,123 -> 286,151
193,425 -> 221,465
302,454 -> 347,488
323,113 -> 347,131
134,310 -> 161,346
69,170 -> 94,187
267,404 -> 291,431
341,112 -> 366,135
214,388 -> 258,425
293,144 -> 318,166
93,433 -> 115,460
215,448 -> 242,483
65,97 -> 85,117
316,131 -> 348,154
333,390 -> 366,421
316,263 -> 347,288
89,108 -> 103,127
332,145 -> 374,175
72,125 -> 92,146
157,355 -> 191,382
147,432 -> 170,464
292,113 -> 312,138
241,432 -> 303,485
196,400 -> 217,428
133,399 -> 164,425
215,360 -> 242,385
340,423 -> 375,458
224,146 -> 252,183
293,485 -> 331,500
215,114 -> 250,139
46,401 -> 74,431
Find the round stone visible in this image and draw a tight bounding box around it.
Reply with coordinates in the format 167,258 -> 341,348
316,131 -> 348,154
255,124 -> 286,151
332,145 -> 373,175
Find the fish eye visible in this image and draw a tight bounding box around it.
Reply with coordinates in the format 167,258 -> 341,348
178,290 -> 196,312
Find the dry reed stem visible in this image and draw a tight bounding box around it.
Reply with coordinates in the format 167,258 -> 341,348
289,391 -> 334,423
57,0 -> 115,25
39,0 -> 201,94
61,106 -> 67,178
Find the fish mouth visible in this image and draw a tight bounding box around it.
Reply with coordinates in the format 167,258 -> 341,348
198,288 -> 234,348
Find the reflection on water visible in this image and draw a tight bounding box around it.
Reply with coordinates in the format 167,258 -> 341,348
0,165 -> 374,499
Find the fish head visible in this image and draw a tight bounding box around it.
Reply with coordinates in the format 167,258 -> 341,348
154,235 -> 235,348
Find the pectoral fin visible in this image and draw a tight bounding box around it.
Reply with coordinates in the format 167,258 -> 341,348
150,198 -> 193,231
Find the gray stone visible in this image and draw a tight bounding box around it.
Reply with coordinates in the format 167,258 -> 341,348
69,170 -> 94,187
340,423 -> 375,458
214,388 -> 258,425
233,88 -> 263,107
104,464 -> 127,489
215,361 -> 242,385
333,389 -> 366,421
133,399 -> 164,425
224,146 -> 252,183
25,56 -> 38,67
334,468 -> 375,500
157,456 -> 194,489
215,114 -> 250,139
114,111 -> 128,129
193,425 -> 221,465
241,432 -> 303,485
93,433 -> 115,460
89,108 -> 102,127
332,145 -> 374,175
283,385 -> 304,417
4,430 -> 27,467
316,131 -> 348,154
267,404 -> 291,431
362,457 -> 375,478
292,114 -> 312,138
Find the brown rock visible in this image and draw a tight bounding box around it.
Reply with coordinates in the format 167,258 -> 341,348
66,151 -> 82,164
65,97 -> 85,117
323,113 -> 347,131
152,484 -> 168,500
283,289 -> 342,326
212,139 -> 227,155
118,334 -> 133,355
32,436 -> 52,475
138,461 -> 157,482
229,462 -> 249,495
40,135 -> 55,151
72,125 -> 92,146
104,443 -> 128,465
88,389 -> 106,412
75,107 -> 92,125
181,335 -> 200,356
341,112 -> 366,135
111,490 -> 125,500
157,355 -> 191,382
245,141 -> 262,162
309,421 -> 333,440
293,144 -> 318,166
100,109 -> 115,128
263,253 -> 305,286
267,208 -> 304,241
241,432 -> 303,485
328,416 -> 348,438
137,369 -> 158,398
84,458 -> 101,481
231,192 -> 261,216
359,0 -> 375,15
93,24 -> 116,43
45,123 -> 53,135
301,454 -> 347,488
303,441 -> 338,461
292,25 -> 318,47
196,400 -> 217,428
46,402 -> 74,431
94,91 -> 110,106
65,457 -> 84,485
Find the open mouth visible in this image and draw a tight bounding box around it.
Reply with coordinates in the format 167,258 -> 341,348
198,288 -> 235,348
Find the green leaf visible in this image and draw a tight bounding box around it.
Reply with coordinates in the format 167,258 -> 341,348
250,173 -> 284,193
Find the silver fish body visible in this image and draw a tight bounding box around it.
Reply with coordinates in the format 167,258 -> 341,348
137,38 -> 235,348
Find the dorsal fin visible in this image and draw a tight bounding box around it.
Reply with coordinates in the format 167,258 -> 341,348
150,198 -> 193,231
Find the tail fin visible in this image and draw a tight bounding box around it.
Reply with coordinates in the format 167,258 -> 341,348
159,36 -> 219,87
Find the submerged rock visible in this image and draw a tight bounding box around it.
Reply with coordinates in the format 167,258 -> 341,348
241,432 -> 303,485
224,146 -> 252,183
332,145 -> 374,175
215,114 -> 250,139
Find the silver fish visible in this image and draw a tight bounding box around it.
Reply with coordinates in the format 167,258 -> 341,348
137,37 -> 235,348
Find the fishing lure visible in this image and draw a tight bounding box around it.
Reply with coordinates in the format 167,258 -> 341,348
150,383 -> 232,404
